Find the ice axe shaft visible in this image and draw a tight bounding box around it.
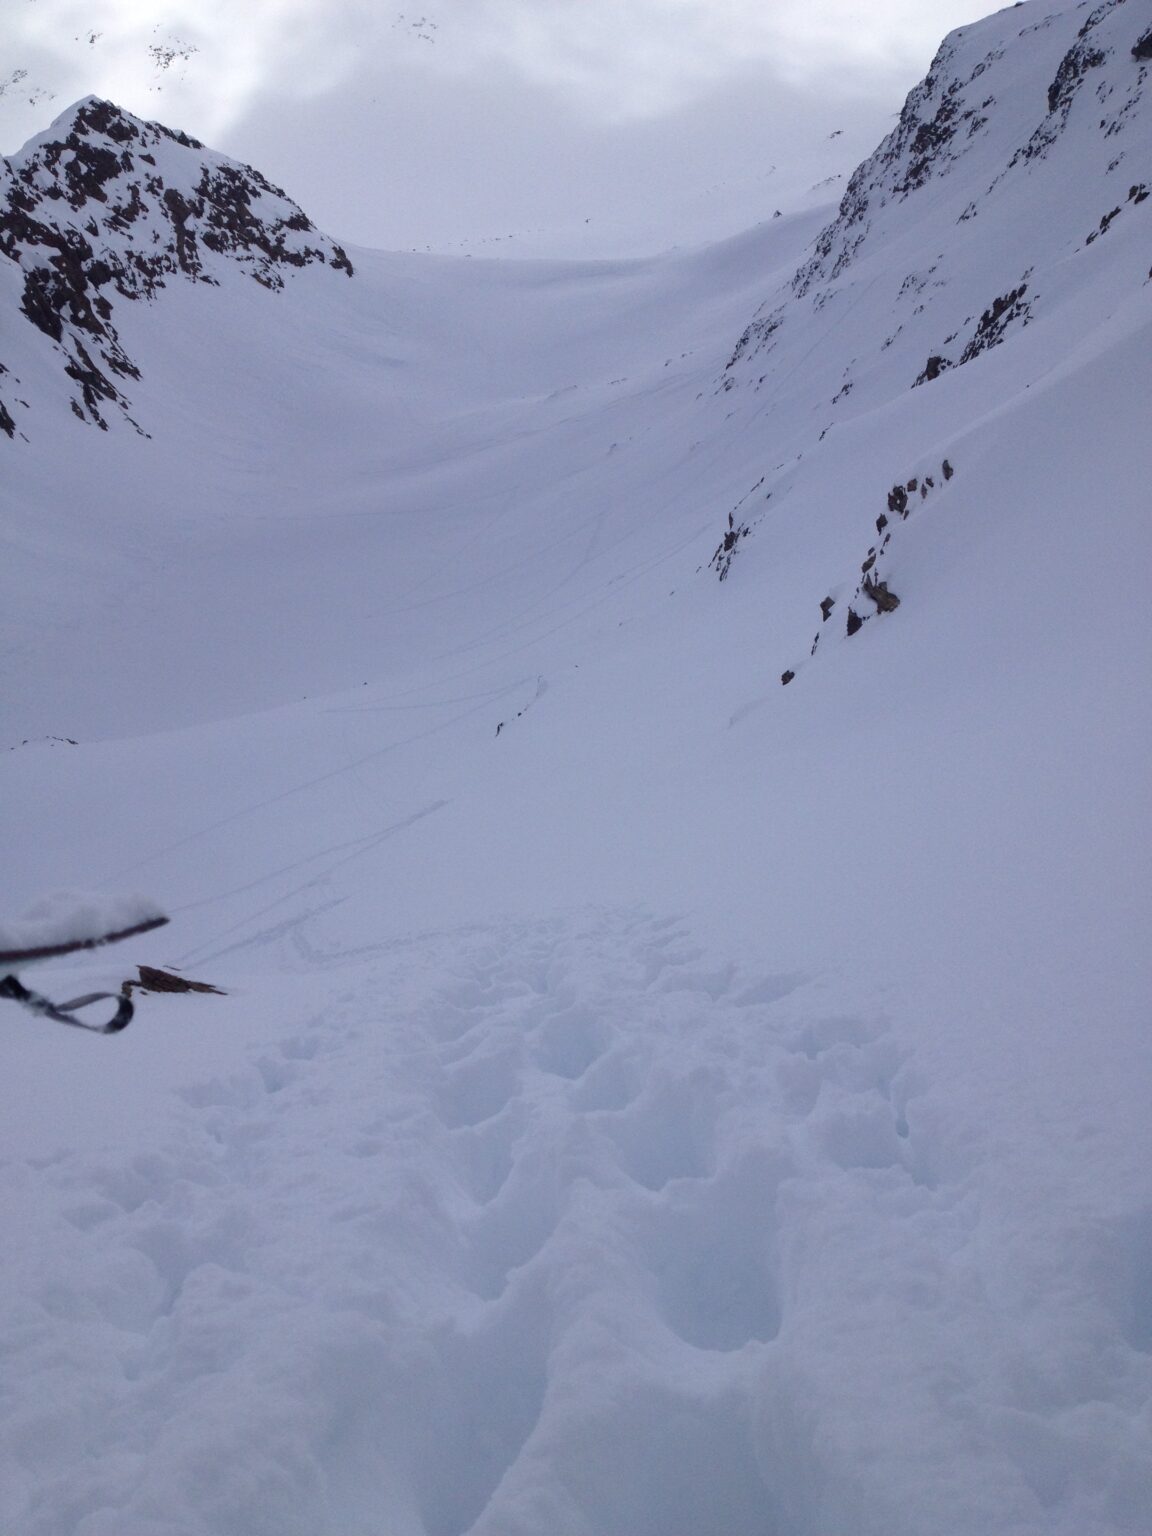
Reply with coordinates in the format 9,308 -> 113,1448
0,914 -> 169,966
0,912 -> 169,1034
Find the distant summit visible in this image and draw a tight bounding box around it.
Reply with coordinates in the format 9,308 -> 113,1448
0,97 -> 352,435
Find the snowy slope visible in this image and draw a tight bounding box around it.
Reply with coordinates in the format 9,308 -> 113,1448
2,2 -> 1151,1533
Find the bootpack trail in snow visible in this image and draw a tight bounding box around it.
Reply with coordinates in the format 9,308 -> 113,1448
8,908 -> 1140,1536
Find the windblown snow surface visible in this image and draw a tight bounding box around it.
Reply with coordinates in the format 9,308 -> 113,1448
2,2 -> 1151,1532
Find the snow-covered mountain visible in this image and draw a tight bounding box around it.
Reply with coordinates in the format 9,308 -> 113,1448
720,0 -> 1152,669
2,3 -> 1150,1534
0,96 -> 352,435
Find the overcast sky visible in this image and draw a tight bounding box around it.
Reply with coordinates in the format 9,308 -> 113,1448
2,0 -> 999,255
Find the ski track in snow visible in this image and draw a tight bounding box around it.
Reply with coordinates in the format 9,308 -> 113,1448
0,913 -> 876,1535
3,909 -> 1147,1536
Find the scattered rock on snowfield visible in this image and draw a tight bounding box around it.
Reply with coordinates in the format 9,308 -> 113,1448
123,965 -> 226,997
801,459 -> 954,668
915,353 -> 952,385
710,514 -> 749,580
1047,39 -> 1107,117
960,283 -> 1032,363
863,577 -> 901,613
709,481 -> 767,579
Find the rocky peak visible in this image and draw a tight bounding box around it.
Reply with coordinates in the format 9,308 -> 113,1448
724,0 -> 1149,379
1,97 -> 353,436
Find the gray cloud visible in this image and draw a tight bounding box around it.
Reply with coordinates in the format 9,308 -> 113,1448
5,0 -> 996,135
2,0 -> 997,253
